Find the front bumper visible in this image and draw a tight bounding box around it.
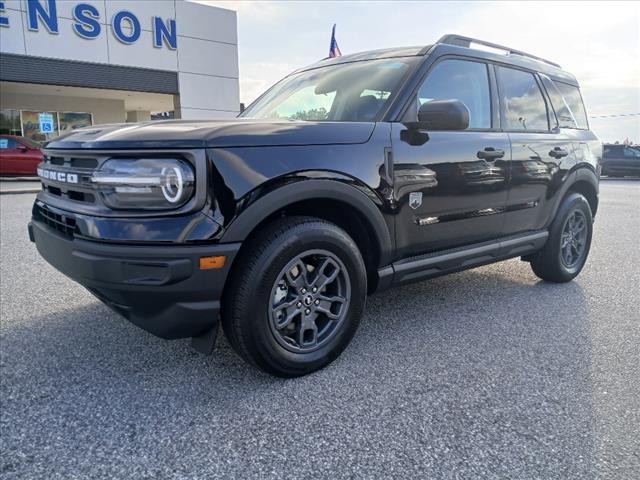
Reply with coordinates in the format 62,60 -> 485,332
29,220 -> 240,339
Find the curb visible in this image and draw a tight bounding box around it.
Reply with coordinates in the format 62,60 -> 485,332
0,177 -> 39,182
0,189 -> 41,195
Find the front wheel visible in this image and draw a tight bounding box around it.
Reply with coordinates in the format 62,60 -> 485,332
222,217 -> 367,377
530,193 -> 593,283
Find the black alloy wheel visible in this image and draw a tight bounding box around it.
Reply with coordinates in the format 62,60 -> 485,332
268,250 -> 351,353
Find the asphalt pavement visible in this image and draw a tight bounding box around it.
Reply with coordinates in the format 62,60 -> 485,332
1,180 -> 639,479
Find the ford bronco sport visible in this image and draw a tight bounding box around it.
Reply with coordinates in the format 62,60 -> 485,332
29,35 -> 601,377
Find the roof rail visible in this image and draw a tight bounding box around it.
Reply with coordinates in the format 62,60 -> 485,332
436,34 -> 562,68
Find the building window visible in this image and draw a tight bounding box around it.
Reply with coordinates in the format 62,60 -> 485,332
1,110 -> 93,141
0,109 -> 22,135
21,111 -> 60,143
59,112 -> 93,132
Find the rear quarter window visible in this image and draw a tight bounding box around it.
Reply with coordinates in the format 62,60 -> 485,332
554,82 -> 589,129
540,76 -> 578,129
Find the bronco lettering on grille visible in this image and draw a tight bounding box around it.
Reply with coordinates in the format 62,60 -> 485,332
37,168 -> 79,184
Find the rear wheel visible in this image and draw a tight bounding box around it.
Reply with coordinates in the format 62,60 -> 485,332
530,193 -> 593,283
222,217 -> 367,377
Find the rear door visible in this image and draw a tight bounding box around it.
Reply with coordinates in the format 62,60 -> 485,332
496,66 -> 578,235
391,57 -> 510,258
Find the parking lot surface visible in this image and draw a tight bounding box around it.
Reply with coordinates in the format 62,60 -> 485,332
1,180 -> 639,479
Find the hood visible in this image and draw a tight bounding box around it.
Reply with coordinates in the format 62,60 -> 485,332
44,119 -> 376,150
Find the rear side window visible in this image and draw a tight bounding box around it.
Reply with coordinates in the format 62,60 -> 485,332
554,82 -> 589,129
540,76 -> 578,129
497,67 -> 549,131
415,59 -> 491,129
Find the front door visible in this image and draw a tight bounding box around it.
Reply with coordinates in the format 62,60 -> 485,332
391,58 -> 510,259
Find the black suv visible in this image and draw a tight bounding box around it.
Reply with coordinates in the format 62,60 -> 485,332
601,143 -> 640,177
29,35 -> 601,377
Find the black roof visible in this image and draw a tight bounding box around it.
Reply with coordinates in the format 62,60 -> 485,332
295,34 -> 578,85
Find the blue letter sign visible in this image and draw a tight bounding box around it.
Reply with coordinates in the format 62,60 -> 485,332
7,1 -> 178,49
72,3 -> 100,39
112,10 -> 141,44
0,1 -> 9,27
153,17 -> 177,50
27,0 -> 59,33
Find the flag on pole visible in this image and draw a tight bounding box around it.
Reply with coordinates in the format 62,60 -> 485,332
329,24 -> 342,58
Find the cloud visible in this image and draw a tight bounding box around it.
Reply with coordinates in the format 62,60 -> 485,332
194,1 -> 640,141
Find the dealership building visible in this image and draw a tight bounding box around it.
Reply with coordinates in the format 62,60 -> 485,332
0,0 -> 239,142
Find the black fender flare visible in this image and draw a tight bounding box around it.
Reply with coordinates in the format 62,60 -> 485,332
220,179 -> 394,266
574,166 -> 600,194
547,167 -> 599,227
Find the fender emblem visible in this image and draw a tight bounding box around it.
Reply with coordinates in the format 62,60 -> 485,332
409,192 -> 422,210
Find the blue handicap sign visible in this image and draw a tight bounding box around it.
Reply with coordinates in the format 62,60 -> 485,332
39,113 -> 54,134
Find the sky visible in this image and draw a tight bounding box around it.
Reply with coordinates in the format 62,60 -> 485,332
197,0 -> 640,143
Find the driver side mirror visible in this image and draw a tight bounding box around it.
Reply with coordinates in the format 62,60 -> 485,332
17,145 -> 29,152
415,99 -> 470,131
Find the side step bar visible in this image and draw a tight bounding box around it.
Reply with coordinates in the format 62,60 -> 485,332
380,231 -> 548,288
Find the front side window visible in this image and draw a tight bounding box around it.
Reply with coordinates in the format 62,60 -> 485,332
498,67 -> 549,131
603,145 -> 622,158
414,59 -> 491,129
241,57 -> 418,122
554,82 -> 589,129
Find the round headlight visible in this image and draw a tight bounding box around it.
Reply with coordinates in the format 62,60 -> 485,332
161,166 -> 184,204
91,158 -> 195,210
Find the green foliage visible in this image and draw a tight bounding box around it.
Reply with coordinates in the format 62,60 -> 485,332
289,107 -> 329,121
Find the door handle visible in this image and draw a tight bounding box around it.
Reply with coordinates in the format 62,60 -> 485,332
549,147 -> 569,159
476,147 -> 505,161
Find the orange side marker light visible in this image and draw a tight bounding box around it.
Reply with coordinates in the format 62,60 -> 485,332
199,256 -> 226,269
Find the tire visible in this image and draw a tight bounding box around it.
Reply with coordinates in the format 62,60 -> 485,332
222,216 -> 367,377
530,193 -> 593,283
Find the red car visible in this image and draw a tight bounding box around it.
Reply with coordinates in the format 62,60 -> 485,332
0,135 -> 44,176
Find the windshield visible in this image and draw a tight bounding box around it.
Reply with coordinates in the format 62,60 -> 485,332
241,57 -> 418,122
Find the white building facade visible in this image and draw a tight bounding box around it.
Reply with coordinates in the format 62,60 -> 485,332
0,0 -> 239,142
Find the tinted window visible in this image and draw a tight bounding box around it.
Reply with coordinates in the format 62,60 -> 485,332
624,146 -> 640,158
498,67 -> 549,131
603,145 -> 622,158
0,137 -> 18,149
554,82 -> 589,129
415,59 -> 491,129
540,76 -> 577,129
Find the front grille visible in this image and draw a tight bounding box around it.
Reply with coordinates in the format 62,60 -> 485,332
41,153 -> 99,205
70,157 -> 98,169
36,203 -> 78,238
